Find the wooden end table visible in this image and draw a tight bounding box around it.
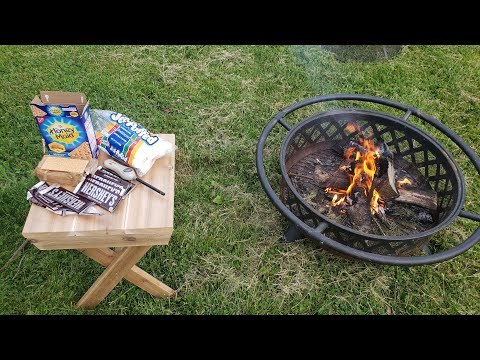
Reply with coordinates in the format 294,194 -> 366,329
22,134 -> 176,309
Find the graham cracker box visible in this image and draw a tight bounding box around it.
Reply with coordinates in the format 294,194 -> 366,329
30,91 -> 98,160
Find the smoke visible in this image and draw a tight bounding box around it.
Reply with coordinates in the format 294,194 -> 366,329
288,45 -> 407,117
319,45 -> 403,62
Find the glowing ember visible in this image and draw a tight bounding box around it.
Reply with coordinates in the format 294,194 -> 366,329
398,178 -> 412,188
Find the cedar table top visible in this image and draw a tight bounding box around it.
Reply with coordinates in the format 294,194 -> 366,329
22,134 -> 175,250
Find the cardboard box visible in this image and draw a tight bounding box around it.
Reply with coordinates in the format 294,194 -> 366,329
34,155 -> 98,188
30,91 -> 98,160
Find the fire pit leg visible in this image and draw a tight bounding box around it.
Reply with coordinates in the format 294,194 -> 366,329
422,244 -> 432,255
282,225 -> 304,243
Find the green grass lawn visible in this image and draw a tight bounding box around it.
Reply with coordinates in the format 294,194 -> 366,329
1,45 -> 479,314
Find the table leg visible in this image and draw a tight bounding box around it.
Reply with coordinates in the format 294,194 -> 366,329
78,247 -> 175,298
77,246 -> 151,309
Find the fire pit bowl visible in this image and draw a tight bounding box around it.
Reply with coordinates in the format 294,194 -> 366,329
256,94 -> 480,266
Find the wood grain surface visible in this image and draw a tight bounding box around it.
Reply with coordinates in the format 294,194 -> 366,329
22,134 -> 175,250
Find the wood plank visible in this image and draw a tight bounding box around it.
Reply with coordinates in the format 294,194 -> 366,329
76,246 -> 151,309
124,134 -> 175,234
22,134 -> 175,243
78,248 -> 175,298
25,226 -> 172,241
31,232 -> 172,250
22,203 -> 77,237
70,198 -> 129,235
127,266 -> 175,298
79,247 -> 115,266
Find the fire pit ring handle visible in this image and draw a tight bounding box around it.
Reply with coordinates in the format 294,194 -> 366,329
256,94 -> 480,266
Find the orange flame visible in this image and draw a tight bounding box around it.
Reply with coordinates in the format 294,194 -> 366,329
327,122 -> 383,214
344,147 -> 356,160
332,194 -> 346,207
370,189 -> 384,215
345,122 -> 361,134
398,178 -> 412,188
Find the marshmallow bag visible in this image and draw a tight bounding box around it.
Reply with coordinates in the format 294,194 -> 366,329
91,109 -> 174,177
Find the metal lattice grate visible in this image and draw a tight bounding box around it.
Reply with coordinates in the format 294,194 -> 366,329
280,109 -> 462,256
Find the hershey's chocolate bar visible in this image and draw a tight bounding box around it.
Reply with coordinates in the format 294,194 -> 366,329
76,177 -> 123,212
72,167 -> 136,213
28,182 -> 64,212
39,184 -> 94,214
95,167 -> 136,196
27,182 -> 101,216
86,170 -> 134,196
97,167 -> 127,183
86,175 -> 126,195
33,187 -> 64,212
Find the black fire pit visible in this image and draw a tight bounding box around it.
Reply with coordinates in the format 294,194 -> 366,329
256,94 -> 480,266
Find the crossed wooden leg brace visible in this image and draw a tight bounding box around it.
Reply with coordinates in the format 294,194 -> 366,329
76,246 -> 175,309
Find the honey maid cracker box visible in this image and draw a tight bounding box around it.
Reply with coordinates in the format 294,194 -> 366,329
30,91 -> 98,160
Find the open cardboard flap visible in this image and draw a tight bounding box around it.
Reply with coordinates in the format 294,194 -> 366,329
39,91 -> 89,114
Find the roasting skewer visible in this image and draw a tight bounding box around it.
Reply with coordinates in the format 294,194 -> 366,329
103,159 -> 166,196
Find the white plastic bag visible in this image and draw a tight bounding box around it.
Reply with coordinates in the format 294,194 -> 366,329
91,109 -> 174,176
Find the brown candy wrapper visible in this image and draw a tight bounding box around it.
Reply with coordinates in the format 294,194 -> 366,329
74,167 -> 135,212
27,182 -> 101,216
38,183 -> 95,214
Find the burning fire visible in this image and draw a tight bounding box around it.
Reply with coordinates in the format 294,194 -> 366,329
325,122 -> 385,215
397,177 -> 412,188
332,194 -> 346,206
345,122 -> 361,134
370,189 -> 384,215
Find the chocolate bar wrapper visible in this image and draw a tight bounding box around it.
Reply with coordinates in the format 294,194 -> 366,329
96,167 -> 136,197
84,174 -> 126,196
27,182 -> 101,216
38,184 -> 94,214
31,183 -> 65,212
28,182 -> 64,212
75,177 -> 123,212
73,166 -> 136,213
94,167 -> 136,196
62,206 -> 102,216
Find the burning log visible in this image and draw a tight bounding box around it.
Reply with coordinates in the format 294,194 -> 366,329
393,157 -> 428,188
314,165 -> 350,190
374,159 -> 398,201
395,187 -> 437,212
345,140 -> 368,156
346,196 -> 374,234
377,139 -> 394,178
